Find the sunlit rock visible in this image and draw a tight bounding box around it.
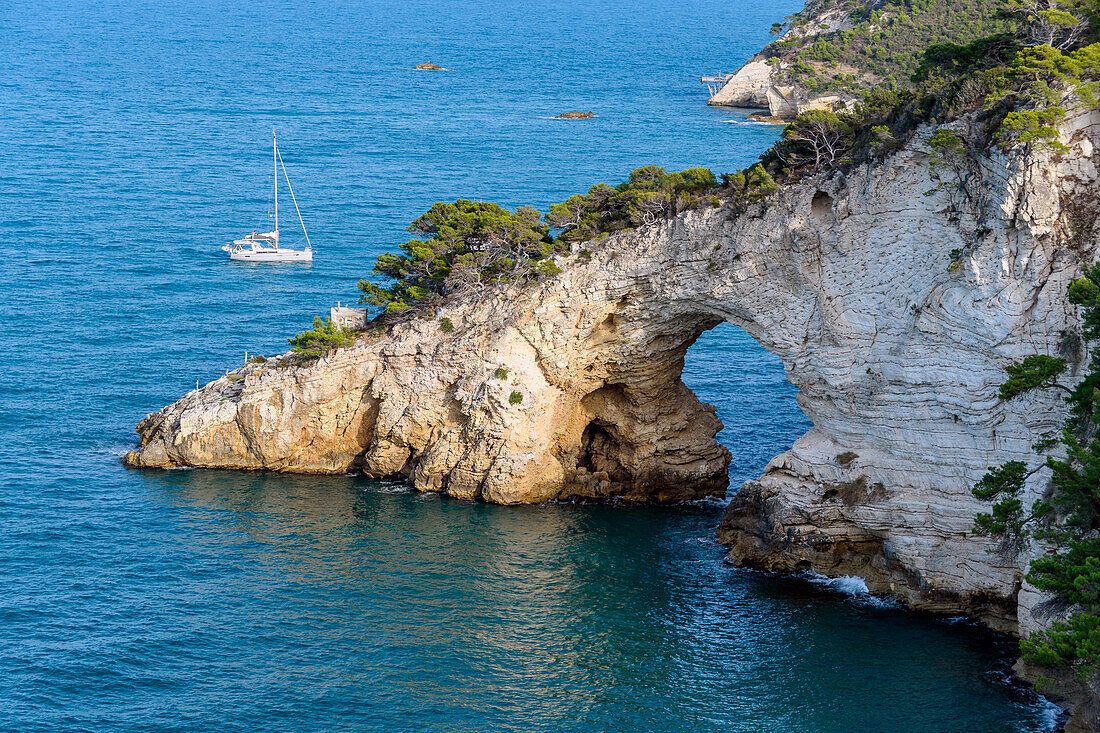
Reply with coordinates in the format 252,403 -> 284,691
126,108 -> 1100,633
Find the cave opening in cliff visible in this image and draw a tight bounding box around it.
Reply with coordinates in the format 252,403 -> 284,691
682,321 -> 811,493
811,190 -> 834,222
578,419 -> 627,483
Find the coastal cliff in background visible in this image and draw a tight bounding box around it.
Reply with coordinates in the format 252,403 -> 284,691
707,0 -> 1011,119
127,108 -> 1100,643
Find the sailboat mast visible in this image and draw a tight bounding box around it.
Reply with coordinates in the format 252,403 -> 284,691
273,129 -> 279,234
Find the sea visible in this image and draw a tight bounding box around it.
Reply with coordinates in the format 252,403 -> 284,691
0,0 -> 1064,730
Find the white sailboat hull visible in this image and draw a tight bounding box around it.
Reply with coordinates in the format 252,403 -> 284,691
229,247 -> 312,262
223,132 -> 315,263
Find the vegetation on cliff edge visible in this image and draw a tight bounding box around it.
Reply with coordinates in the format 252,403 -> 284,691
973,264 -> 1100,674
762,0 -> 1100,99
288,316 -> 356,358
354,166 -> 741,316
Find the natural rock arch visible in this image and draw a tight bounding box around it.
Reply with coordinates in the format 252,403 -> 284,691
126,111 -> 1100,629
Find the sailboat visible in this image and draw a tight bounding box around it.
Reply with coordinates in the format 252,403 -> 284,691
223,131 -> 313,262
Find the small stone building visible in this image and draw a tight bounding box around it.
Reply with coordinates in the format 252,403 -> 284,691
330,303 -> 369,330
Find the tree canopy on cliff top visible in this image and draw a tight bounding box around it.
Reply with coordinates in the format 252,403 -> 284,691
356,166 -> 722,315
347,0 -> 1100,330
764,0 -> 1100,98
357,200 -> 560,314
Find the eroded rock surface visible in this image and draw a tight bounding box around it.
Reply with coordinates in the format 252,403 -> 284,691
128,111 -> 1100,637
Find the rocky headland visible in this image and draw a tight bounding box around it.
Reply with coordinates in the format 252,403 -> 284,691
707,0 -> 1011,120
127,0 -> 1100,723
128,107 -> 1100,643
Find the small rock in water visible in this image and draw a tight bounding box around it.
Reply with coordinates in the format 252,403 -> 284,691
555,111 -> 595,119
415,62 -> 444,70
746,112 -> 788,124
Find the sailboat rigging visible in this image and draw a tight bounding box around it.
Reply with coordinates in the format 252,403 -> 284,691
223,131 -> 313,262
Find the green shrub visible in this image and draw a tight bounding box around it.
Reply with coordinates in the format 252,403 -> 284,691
721,164 -> 777,205
870,124 -> 898,151
288,316 -> 355,358
1021,613 -> 1100,668
810,39 -> 842,62
998,108 -> 1069,151
439,317 -> 454,333
535,259 -> 563,278
999,355 -> 1068,399
509,391 -> 523,405
385,301 -> 410,315
547,165 -> 719,243
1070,265 -> 1100,341
494,367 -> 508,379
929,129 -> 965,164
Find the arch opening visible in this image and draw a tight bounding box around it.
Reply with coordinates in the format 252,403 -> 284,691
681,321 -> 811,496
578,420 -> 626,481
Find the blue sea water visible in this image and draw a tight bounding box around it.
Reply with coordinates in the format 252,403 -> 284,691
0,0 -> 1064,730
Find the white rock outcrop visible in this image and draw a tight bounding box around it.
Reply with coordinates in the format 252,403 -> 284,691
707,59 -> 774,108
127,111 -> 1100,635
706,7 -> 857,118
707,59 -> 856,120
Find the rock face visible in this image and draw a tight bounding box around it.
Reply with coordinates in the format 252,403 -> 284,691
707,59 -> 774,109
127,111 -> 1100,637
708,60 -> 854,120
706,5 -> 857,118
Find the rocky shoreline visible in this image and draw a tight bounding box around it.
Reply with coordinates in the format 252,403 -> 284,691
128,106 -> 1100,637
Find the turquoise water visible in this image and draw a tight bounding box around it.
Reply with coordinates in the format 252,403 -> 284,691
0,0 -> 1061,730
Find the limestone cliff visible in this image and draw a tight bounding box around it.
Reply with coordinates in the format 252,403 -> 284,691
707,57 -> 854,121
707,4 -> 857,118
127,110 -> 1100,644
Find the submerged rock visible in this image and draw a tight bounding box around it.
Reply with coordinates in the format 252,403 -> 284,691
415,62 -> 443,70
554,111 -> 595,119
